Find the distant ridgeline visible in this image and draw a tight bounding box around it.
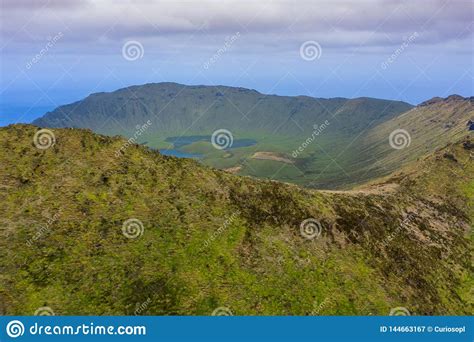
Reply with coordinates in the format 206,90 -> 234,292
33,82 -> 413,137
32,83 -> 474,189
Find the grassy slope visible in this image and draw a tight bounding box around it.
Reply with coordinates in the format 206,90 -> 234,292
32,83 -> 414,189
0,125 -> 472,315
144,96 -> 472,190
33,83 -> 412,138
350,95 -> 474,187
32,83 -> 473,191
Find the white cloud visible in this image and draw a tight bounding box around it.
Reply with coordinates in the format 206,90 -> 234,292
1,0 -> 471,54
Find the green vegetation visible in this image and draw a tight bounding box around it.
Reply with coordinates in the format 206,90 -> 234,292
33,82 -> 416,189
33,84 -> 473,189
0,124 -> 472,315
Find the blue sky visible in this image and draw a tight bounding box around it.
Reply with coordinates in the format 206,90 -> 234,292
0,0 -> 473,126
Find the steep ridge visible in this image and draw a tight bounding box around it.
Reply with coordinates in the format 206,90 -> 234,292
0,125 -> 472,315
31,83 -> 415,190
33,82 -> 412,138
31,85 -> 473,190
327,95 -> 474,188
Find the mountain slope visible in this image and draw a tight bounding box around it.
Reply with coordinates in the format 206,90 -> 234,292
31,83 -> 415,190
33,82 -> 412,137
232,95 -> 473,189
31,84 -> 473,190
0,125 -> 472,315
325,95 -> 474,188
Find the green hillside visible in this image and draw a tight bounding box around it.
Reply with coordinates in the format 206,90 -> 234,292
32,83 -> 415,189
325,95 -> 474,188
0,125 -> 472,315
33,83 -> 412,138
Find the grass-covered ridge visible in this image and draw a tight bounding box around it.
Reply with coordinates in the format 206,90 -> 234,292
33,84 -> 473,190
0,125 -> 472,315
32,82 -> 416,189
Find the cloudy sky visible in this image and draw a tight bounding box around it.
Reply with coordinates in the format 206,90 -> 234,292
0,0 -> 472,125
